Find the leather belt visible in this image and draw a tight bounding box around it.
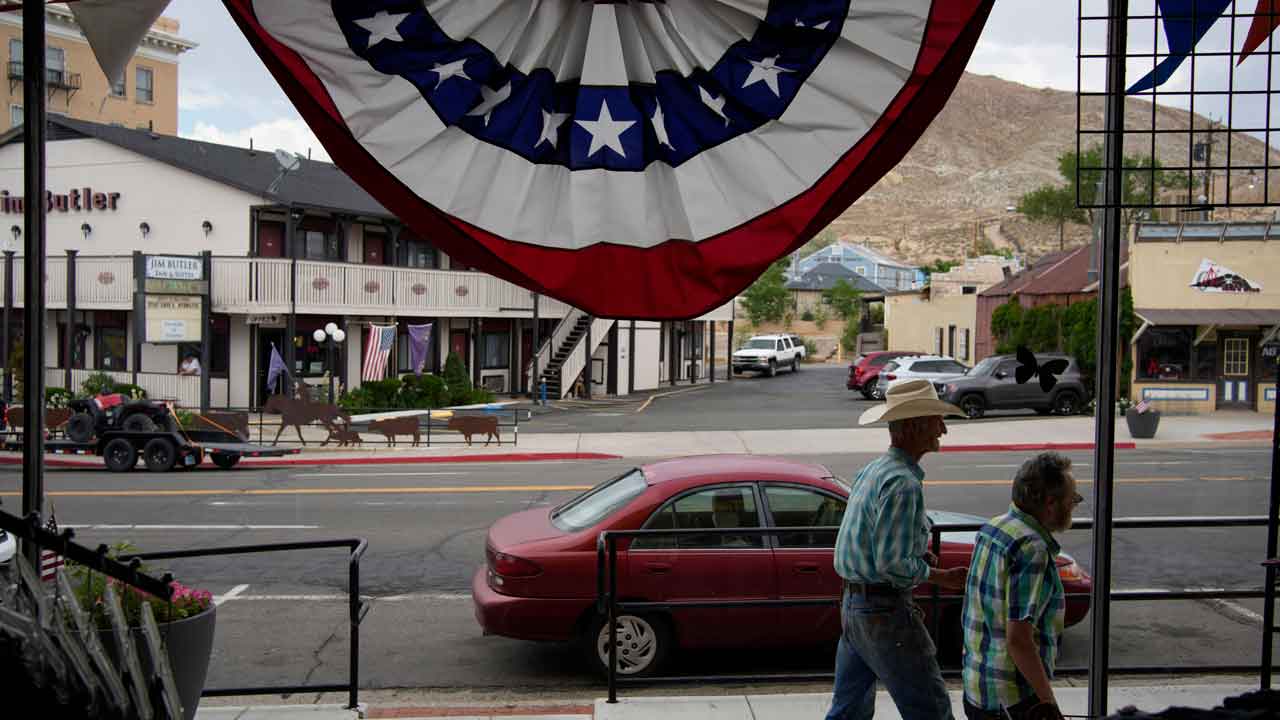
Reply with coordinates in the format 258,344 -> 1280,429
843,580 -> 903,597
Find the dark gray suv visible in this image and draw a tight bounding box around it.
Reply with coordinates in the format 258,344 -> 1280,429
935,353 -> 1088,418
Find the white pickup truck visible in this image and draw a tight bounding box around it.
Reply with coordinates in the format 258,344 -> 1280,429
732,334 -> 803,377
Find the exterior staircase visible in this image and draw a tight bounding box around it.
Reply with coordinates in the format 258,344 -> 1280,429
536,314 -> 593,398
529,310 -> 617,400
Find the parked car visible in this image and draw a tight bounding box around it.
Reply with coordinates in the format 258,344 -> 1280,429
732,334 -> 803,376
0,528 -> 14,566
872,355 -> 970,401
472,455 -> 1091,677
847,351 -> 921,399
936,352 -> 1088,418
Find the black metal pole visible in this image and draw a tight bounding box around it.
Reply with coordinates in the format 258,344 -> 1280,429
327,338 -> 335,404
727,318 -> 734,381
1088,2 -> 1127,715
64,249 -> 76,391
2,249 -> 12,403
286,209 -> 297,399
584,320 -> 593,399
628,320 -> 635,394
531,293 -> 539,398
1263,355 -> 1280,689
607,533 -> 618,703
132,251 -> 142,388
348,542 -> 361,709
200,250 -> 212,412
20,0 -> 47,567
709,320 -> 716,384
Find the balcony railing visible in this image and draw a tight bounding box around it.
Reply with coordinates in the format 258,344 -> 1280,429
7,61 -> 82,91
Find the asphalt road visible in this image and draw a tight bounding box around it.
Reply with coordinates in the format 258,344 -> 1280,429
1,446 -> 1272,693
526,364 -> 1050,434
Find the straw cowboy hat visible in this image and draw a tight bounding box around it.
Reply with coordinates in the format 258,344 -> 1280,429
858,378 -> 964,426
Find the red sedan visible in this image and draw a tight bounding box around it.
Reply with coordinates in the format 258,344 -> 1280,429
472,455 -> 1091,676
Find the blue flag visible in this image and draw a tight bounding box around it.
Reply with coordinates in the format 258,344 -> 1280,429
1127,0 -> 1232,94
266,343 -> 289,395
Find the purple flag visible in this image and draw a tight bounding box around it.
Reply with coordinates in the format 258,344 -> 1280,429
266,343 -> 289,394
408,323 -> 433,376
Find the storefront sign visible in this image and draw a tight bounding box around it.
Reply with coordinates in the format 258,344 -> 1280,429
145,255 -> 203,281
1190,258 -> 1262,293
1263,343 -> 1280,359
246,314 -> 283,325
1140,387 -> 1211,402
145,278 -> 208,294
0,188 -> 121,213
143,294 -> 203,343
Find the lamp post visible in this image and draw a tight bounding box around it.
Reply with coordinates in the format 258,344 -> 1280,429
312,322 -> 346,404
2,226 -> 15,404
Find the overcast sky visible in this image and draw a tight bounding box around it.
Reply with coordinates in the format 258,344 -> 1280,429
163,0 -> 1273,161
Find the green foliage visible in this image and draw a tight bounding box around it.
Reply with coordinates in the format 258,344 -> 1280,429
800,309 -> 815,322
401,373 -> 449,408
443,351 -> 473,405
80,371 -> 117,397
339,378 -> 401,411
822,279 -> 862,322
1017,184 -> 1086,250
869,303 -> 885,325
802,338 -> 818,359
68,542 -> 212,630
921,259 -> 960,277
812,305 -> 829,329
114,384 -> 147,400
991,297 -> 1025,354
45,387 -> 73,408
840,320 -> 860,352
733,323 -> 753,351
741,259 -> 791,325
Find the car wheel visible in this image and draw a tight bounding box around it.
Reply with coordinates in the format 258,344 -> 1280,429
859,388 -> 873,400
66,412 -> 95,443
1035,408 -> 1052,416
1054,391 -> 1081,416
767,360 -> 776,378
959,395 -> 986,419
102,438 -> 138,473
586,612 -> 672,678
142,437 -> 177,472
211,453 -> 240,470
791,357 -> 799,373
122,413 -> 158,433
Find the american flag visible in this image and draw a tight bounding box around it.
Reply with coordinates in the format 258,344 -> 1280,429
40,511 -> 63,582
362,324 -> 397,382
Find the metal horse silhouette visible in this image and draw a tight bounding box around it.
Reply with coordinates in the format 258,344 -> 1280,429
262,394 -> 350,446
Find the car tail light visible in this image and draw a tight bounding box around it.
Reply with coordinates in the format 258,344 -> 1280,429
489,549 -> 542,578
883,373 -> 897,381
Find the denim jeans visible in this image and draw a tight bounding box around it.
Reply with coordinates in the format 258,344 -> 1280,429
825,589 -> 954,720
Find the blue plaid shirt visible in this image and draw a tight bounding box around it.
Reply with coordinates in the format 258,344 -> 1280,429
962,505 -> 1065,711
833,447 -> 931,589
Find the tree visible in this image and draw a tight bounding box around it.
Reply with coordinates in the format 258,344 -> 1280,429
442,351 -> 472,405
741,259 -> 790,325
1017,185 -> 1085,251
921,259 -> 959,278
822,278 -> 862,322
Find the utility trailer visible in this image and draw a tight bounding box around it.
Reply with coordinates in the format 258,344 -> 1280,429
4,427 -> 300,472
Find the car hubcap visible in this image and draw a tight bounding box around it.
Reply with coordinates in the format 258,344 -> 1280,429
597,615 -> 657,675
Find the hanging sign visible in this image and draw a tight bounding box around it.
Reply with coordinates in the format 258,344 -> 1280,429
143,294 -> 203,343
1190,258 -> 1262,293
145,255 -> 203,281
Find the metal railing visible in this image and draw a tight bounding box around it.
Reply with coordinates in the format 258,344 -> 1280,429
596,515 -> 1272,703
7,61 -> 81,90
247,405 -> 522,448
125,538 -> 369,709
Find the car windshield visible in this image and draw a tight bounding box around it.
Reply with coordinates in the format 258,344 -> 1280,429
970,357 -> 1001,376
744,339 -> 775,349
551,469 -> 647,531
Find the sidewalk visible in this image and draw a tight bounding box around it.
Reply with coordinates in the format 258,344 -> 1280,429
194,682 -> 1262,719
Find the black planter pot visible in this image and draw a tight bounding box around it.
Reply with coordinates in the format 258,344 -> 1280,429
99,605 -> 216,720
1124,409 -> 1160,439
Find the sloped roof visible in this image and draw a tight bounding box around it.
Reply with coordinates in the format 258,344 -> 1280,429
2,116 -> 392,218
834,240 -> 916,269
979,243 -> 1129,298
785,262 -> 886,292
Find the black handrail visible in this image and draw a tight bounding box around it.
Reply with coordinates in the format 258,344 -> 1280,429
126,538 -> 369,709
597,515 -> 1271,703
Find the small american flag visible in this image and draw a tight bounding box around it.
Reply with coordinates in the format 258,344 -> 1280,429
40,511 -> 63,582
362,324 -> 397,382
1134,399 -> 1151,414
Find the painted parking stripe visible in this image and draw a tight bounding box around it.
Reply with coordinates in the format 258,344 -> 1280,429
214,584 -> 249,606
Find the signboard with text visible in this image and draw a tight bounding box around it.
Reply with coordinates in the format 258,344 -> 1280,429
143,294 -> 203,343
145,255 -> 203,281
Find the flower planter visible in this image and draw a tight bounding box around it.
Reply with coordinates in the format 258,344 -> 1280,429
1124,409 -> 1160,439
99,604 -> 216,720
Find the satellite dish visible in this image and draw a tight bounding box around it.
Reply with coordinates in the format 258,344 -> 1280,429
274,148 -> 301,172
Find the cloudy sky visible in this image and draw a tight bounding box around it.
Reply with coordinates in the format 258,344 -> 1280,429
163,0 -> 1274,161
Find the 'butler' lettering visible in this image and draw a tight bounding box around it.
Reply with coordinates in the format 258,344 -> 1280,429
0,188 -> 121,213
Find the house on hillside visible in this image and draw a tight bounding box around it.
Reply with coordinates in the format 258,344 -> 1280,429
785,262 -> 885,316
974,243 -> 1129,361
795,240 -> 920,291
883,256 -> 1019,364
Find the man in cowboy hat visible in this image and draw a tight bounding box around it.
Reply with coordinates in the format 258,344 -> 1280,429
826,378 -> 969,720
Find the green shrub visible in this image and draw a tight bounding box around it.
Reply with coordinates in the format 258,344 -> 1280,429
840,321 -> 860,352
443,351 -> 473,405
113,383 -> 147,400
803,338 -> 818,359
80,371 -> 117,397
467,387 -> 495,405
812,306 -> 829,329
45,387 -> 73,408
800,310 -> 815,322
401,373 -> 448,408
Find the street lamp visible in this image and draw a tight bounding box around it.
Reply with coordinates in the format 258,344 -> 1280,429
312,323 -> 346,403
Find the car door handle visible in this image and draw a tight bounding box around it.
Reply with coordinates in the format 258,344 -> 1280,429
645,562 -> 672,575
794,563 -> 820,574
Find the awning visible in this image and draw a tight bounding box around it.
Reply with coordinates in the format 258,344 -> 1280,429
1134,308 -> 1280,326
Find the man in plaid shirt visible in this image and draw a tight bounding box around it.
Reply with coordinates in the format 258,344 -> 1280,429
961,452 -> 1082,720
827,380 -> 969,720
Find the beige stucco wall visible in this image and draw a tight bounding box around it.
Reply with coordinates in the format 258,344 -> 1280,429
884,292 -> 978,362
1131,238 -> 1280,311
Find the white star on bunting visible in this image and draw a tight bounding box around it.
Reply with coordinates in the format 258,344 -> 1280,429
699,87 -> 730,126
356,11 -> 408,49
466,82 -> 511,126
795,19 -> 831,31
575,100 -> 635,158
652,101 -> 674,150
743,56 -> 794,97
430,59 -> 469,87
537,109 -> 571,149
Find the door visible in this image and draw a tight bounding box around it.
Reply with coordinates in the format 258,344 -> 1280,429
627,484 -> 777,649
763,484 -> 846,646
988,359 -> 1025,409
449,329 -> 470,368
1218,334 -> 1255,409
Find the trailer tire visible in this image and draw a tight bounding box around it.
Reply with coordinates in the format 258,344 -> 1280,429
211,454 -> 240,470
67,412 -> 95,443
122,413 -> 158,433
103,438 -> 138,473
143,437 -> 177,473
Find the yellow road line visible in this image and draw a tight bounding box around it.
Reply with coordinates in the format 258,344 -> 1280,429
1201,476 -> 1250,482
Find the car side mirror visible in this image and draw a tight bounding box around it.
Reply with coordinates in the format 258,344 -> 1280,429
994,370 -> 1007,379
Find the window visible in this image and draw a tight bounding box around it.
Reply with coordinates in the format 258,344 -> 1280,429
136,66 -> 153,103
8,38 -> 19,63
958,328 -> 970,361
94,312 -> 128,371
56,322 -> 88,369
303,230 -> 340,260
1195,340 -> 1218,381
937,360 -> 967,374
995,360 -> 1019,379
175,316 -> 229,376
776,339 -> 785,351
46,46 -> 64,74
1136,327 -> 1193,380
635,486 -> 762,550
934,327 -> 943,355
764,485 -> 845,548
398,238 -> 436,268
8,104 -> 20,129
481,330 -> 509,369
110,72 -> 126,98
1224,338 -> 1250,376
551,469 -> 647,532
962,286 -> 977,295
855,265 -> 867,276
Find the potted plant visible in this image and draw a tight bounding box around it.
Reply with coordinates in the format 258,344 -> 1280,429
1122,397 -> 1160,439
69,546 -> 216,720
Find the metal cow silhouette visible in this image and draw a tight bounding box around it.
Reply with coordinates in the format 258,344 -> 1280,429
447,414 -> 500,447
263,394 -> 350,446
367,416 -> 421,447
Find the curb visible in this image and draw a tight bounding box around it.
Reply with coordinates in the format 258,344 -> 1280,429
0,451 -> 622,469
366,705 -> 593,718
940,442 -> 1137,453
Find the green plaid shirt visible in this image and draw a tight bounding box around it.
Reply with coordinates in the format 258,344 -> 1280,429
833,447 -> 931,589
962,505 -> 1065,711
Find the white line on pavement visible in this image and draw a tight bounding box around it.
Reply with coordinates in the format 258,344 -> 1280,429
299,471 -> 467,478
1206,599 -> 1264,625
214,584 -> 249,606
67,524 -> 320,530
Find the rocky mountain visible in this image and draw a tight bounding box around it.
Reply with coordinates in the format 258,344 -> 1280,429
820,72 -> 1280,266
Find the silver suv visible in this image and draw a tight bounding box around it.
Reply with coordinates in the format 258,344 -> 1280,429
872,355 -> 969,400
936,353 -> 1088,418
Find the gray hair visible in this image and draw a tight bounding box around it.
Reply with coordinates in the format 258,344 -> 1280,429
1011,452 -> 1073,512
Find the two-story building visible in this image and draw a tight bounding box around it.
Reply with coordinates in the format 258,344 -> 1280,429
0,117 -> 730,409
793,240 -> 920,292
